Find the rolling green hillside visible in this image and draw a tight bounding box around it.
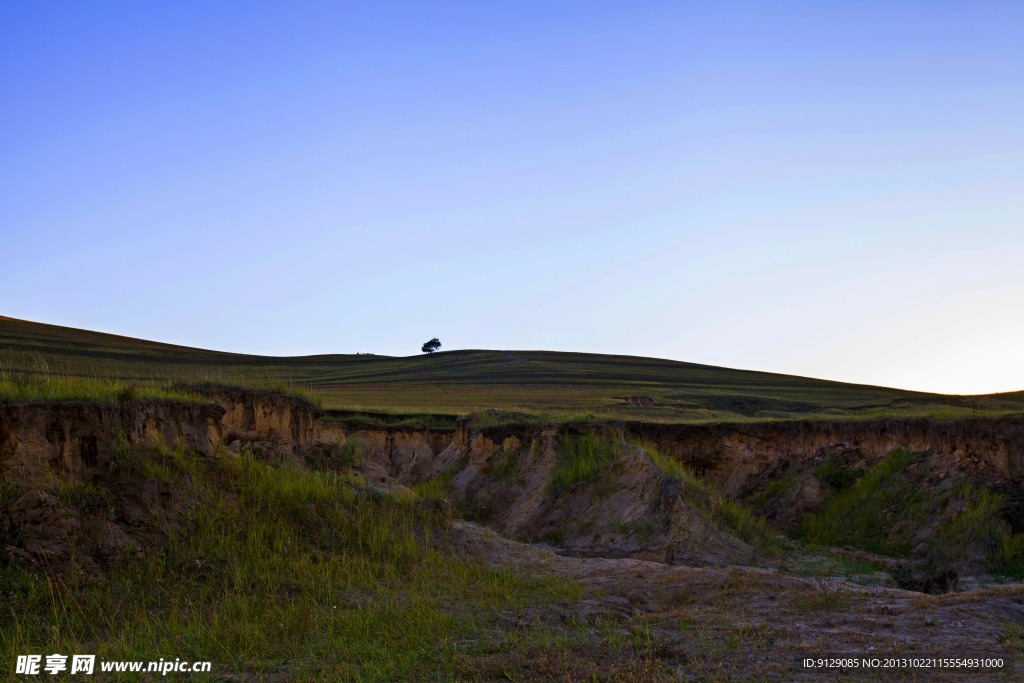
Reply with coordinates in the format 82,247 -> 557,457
2,315 -> 1022,421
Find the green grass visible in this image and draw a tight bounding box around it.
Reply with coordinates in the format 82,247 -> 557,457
549,433 -> 621,488
0,371 -> 202,404
747,470 -> 801,511
409,456 -> 471,504
716,497 -> 784,554
785,554 -> 886,580
642,443 -> 783,554
932,481 -> 1024,576
322,409 -> 460,431
53,477 -> 114,517
797,449 -> 921,555
410,464 -> 460,500
6,315 -> 1023,419
488,442 -> 524,482
1,443 -> 593,679
814,451 -> 865,491
0,370 -> 321,408
611,516 -> 658,543
306,438 -> 360,472
797,449 -> 1024,577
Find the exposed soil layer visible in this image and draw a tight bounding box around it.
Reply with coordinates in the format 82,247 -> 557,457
330,416 -> 1024,495
1,388 -> 320,486
179,383 -> 320,452
0,390 -> 320,572
621,417 -> 1024,494
0,400 -> 225,485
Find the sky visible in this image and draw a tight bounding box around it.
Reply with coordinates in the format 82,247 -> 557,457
2,2 -> 1022,395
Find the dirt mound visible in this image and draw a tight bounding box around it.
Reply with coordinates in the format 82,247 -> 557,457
0,438 -> 184,574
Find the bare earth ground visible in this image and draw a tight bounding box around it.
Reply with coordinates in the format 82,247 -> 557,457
443,521 -> 1024,682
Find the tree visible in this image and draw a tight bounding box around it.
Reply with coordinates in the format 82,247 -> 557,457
421,337 -> 442,354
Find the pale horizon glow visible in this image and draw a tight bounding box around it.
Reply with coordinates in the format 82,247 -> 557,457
2,2 -> 1022,395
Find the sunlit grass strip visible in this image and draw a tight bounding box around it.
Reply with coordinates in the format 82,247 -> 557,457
0,369 -> 325,407
0,371 -> 202,403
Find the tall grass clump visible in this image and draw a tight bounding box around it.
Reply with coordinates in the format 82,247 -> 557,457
642,443 -> 782,554
932,481 -> 1024,577
549,433 -> 621,489
644,445 -> 711,495
798,449 -> 1024,576
306,438 -> 360,471
411,464 -> 461,501
814,451 -> 864,491
797,449 -> 921,555
489,442 -> 524,482
716,497 -> 784,554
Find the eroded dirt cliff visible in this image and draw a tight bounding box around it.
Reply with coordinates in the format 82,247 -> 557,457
0,389 -> 320,572
623,417 -> 1024,494
330,415 -> 1024,495
0,400 -> 225,486
325,415 -> 1024,579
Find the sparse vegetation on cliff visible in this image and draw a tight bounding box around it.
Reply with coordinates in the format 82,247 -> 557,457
549,432 -> 622,488
797,449 -> 1024,577
411,464 -> 460,500
643,443 -> 783,555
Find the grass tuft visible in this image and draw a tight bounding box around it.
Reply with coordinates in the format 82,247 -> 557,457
549,433 -> 621,489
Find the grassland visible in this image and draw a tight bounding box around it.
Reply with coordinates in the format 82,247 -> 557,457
3,442 -> 660,680
3,315 -> 1023,421
0,371 -> 203,404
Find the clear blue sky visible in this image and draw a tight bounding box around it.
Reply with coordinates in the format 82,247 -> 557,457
2,2 -> 1022,394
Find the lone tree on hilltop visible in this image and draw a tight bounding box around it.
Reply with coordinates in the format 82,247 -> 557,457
421,337 -> 442,354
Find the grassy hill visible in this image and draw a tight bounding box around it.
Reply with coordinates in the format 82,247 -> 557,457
2,315 -> 1022,422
